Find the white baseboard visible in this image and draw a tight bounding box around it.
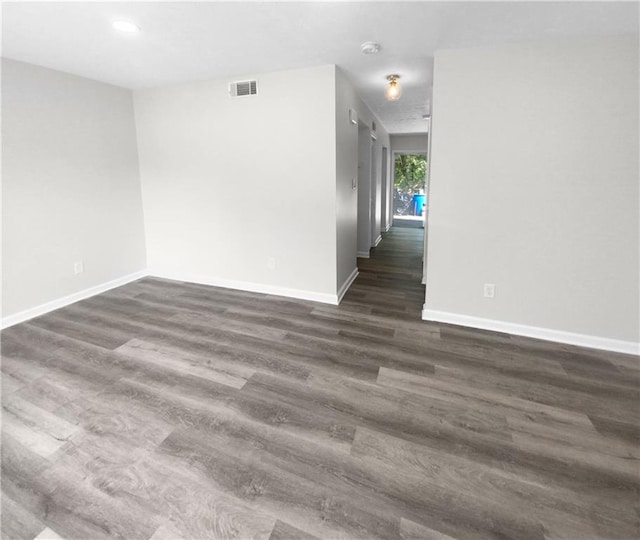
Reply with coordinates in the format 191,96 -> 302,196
149,270 -> 339,305
1,270 -> 147,330
337,268 -> 359,304
1,267 -> 345,330
421,308 -> 639,355
373,235 -> 382,247
357,251 -> 370,258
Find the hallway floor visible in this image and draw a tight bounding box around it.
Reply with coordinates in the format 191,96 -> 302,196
1,227 -> 638,540
391,215 -> 424,229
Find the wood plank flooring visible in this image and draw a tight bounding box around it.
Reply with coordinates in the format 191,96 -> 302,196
2,226 -> 639,540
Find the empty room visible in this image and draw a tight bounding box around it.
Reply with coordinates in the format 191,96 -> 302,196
1,1 -> 639,539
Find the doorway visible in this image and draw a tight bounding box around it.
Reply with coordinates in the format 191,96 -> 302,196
356,123 -> 372,257
370,140 -> 380,249
380,147 -> 389,232
393,153 -> 427,228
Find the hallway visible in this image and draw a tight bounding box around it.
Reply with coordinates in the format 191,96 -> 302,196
1,228 -> 638,540
350,226 -> 425,320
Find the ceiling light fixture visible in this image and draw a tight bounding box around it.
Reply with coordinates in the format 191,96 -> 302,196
361,42 -> 381,55
112,20 -> 140,33
384,74 -> 402,101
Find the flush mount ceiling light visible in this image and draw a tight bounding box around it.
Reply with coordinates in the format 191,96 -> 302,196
384,74 -> 402,101
361,41 -> 381,55
112,20 -> 140,33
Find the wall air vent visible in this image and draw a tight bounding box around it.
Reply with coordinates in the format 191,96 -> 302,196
229,80 -> 258,97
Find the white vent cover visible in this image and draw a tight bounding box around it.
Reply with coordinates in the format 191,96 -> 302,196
229,80 -> 258,97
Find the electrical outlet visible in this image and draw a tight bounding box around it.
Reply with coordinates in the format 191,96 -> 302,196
483,283 -> 496,298
74,261 -> 84,275
267,257 -> 276,271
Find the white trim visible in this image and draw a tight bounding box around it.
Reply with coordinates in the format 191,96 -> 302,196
357,251 -> 370,258
149,270 -> 339,305
373,235 -> 382,247
337,268 -> 359,304
422,275 -> 427,285
421,308 -> 640,355
0,267 -> 346,330
1,270 -> 147,330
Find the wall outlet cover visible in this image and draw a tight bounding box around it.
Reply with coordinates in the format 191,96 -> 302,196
483,283 -> 496,298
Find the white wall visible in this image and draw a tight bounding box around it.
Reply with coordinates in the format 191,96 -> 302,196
380,147 -> 390,232
1,59 -> 146,321
357,124 -> 373,256
370,141 -> 381,246
335,68 -> 359,289
335,68 -> 390,287
390,134 -> 428,154
134,65 -> 338,302
424,38 -> 639,350
423,125 -> 435,284
372,136 -> 389,243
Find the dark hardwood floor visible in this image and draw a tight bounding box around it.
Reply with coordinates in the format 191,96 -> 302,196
1,227 -> 638,540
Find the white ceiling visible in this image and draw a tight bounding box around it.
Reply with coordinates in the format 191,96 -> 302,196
2,1 -> 638,134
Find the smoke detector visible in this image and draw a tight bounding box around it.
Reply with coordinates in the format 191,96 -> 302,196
361,42 -> 381,55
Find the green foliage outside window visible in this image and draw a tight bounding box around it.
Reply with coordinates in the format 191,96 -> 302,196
394,154 -> 427,193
